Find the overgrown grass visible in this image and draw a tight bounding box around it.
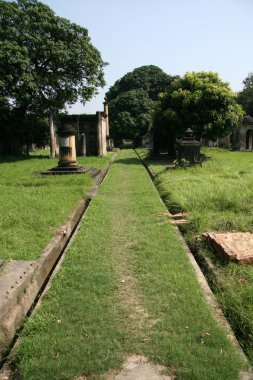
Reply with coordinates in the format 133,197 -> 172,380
139,147 -> 253,364
12,150 -> 246,379
0,152 -> 113,260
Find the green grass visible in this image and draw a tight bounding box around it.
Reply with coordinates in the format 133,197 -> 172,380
12,150 -> 246,379
138,147 -> 253,364
0,152 -> 113,260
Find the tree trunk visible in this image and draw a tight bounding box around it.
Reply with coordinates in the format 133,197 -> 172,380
8,106 -> 28,155
152,129 -> 160,155
49,114 -> 56,158
167,131 -> 176,157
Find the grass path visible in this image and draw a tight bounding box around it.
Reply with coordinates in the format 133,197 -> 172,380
12,150 -> 247,379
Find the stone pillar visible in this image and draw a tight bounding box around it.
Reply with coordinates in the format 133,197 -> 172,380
49,114 -> 56,158
97,112 -> 103,156
80,133 -> 86,156
58,124 -> 78,167
103,101 -> 109,137
104,101 -> 112,151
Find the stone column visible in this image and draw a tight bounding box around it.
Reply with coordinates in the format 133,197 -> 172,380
49,114 -> 56,158
58,124 -> 78,167
97,112 -> 103,156
103,101 -> 111,151
80,133 -> 86,156
103,101 -> 109,137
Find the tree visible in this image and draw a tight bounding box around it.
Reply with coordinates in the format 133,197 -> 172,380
109,89 -> 153,144
106,65 -> 176,144
238,73 -> 253,116
0,0 -> 106,154
153,71 -> 244,142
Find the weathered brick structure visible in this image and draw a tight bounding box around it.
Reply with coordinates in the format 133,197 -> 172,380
232,115 -> 253,151
202,115 -> 253,151
59,112 -> 107,156
52,102 -> 111,157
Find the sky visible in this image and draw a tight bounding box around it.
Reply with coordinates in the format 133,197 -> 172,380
41,0 -> 253,114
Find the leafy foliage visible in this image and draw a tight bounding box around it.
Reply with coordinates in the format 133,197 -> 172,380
108,89 -> 153,143
106,65 -> 176,144
153,71 -> 244,140
0,0 -> 106,152
238,73 -> 253,116
107,65 -> 175,102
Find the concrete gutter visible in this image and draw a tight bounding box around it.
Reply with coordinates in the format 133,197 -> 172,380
0,153 -> 117,359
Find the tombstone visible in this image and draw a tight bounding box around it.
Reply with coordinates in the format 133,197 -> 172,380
177,128 -> 201,164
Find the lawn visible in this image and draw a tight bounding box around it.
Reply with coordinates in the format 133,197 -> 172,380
139,147 -> 253,363
0,151 -> 113,261
12,150 -> 247,380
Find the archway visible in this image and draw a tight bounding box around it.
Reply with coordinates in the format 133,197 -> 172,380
246,129 -> 253,150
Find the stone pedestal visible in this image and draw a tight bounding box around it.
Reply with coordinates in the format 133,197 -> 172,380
42,124 -> 86,175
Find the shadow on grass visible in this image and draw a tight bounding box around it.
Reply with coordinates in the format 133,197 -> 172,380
0,154 -> 50,163
114,157 -> 142,165
146,154 -> 175,166
146,154 -> 210,170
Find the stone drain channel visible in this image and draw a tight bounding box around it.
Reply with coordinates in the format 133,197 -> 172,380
0,154 -> 117,373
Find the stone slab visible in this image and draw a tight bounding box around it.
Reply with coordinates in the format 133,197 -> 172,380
155,212 -> 189,224
204,232 -> 253,263
0,260 -> 36,355
170,212 -> 189,219
0,260 -> 35,303
170,219 -> 190,225
41,166 -> 90,175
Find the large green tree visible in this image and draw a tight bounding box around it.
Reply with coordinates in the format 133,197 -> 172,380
106,65 -> 176,145
153,71 -> 244,142
0,0 -> 106,154
108,89 -> 153,143
238,73 -> 253,116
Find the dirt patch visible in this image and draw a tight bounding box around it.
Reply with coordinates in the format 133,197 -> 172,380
105,355 -> 173,380
112,212 -> 156,336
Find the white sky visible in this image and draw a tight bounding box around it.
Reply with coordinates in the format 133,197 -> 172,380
42,0 -> 253,114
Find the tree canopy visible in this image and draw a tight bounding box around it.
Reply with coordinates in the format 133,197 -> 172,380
153,71 -> 244,140
106,65 -> 176,144
0,0 -> 106,153
238,73 -> 253,116
108,89 -> 153,143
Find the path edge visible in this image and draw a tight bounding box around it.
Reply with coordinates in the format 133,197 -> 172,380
0,153 -> 117,361
134,149 -> 252,374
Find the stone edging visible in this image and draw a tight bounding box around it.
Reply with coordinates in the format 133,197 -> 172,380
134,149 -> 251,371
0,152 -> 117,359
